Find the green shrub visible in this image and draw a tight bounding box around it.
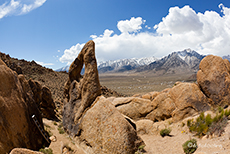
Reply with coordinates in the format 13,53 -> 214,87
58,127 -> 65,134
187,109 -> 229,138
218,106 -> 224,113
182,139 -> 197,154
135,145 -> 145,154
160,128 -> 171,137
39,148 -> 53,154
224,109 -> 230,117
58,123 -> 65,134
187,112 -> 209,137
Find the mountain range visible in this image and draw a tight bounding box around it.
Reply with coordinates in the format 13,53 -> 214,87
56,49 -> 228,74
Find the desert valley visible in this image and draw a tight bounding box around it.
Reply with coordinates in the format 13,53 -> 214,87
1,40 -> 230,154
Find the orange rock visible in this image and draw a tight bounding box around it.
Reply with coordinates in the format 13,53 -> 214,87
197,55 -> 230,106
0,65 -> 47,153
63,40 -> 101,135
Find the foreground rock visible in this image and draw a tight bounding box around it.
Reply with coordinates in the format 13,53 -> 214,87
77,96 -> 144,154
110,97 -> 153,121
0,59 -> 48,153
147,82 -> 210,122
10,148 -> 43,154
27,78 -> 56,119
112,82 -> 210,122
197,55 -> 230,106
63,40 -> 101,135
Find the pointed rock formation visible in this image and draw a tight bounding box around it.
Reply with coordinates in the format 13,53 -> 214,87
63,40 -> 101,135
62,41 -> 144,153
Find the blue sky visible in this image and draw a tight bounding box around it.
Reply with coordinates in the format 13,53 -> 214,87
0,0 -> 229,69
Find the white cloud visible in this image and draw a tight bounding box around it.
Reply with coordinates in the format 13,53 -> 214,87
145,25 -> 151,29
154,5 -> 203,35
59,43 -> 85,64
0,0 -> 20,19
0,0 -> 46,19
60,4 -> 230,64
117,17 -> 145,33
36,61 -> 54,66
21,0 -> 46,14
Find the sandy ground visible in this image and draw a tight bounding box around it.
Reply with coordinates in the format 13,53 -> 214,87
43,119 -> 85,154
140,118 -> 230,154
43,114 -> 230,154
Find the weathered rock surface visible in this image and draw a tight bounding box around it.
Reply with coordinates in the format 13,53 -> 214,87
10,148 -> 43,154
197,55 -> 230,106
0,52 -> 22,74
114,82 -> 210,122
146,82 -> 210,122
77,96 -> 144,154
110,97 -> 153,121
40,86 -> 56,119
27,78 -> 56,119
133,91 -> 159,101
136,119 -> 154,135
63,40 -> 101,135
62,41 -> 145,153
0,59 -> 48,153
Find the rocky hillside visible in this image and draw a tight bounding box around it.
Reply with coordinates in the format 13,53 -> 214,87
0,52 -> 67,107
0,52 -> 124,108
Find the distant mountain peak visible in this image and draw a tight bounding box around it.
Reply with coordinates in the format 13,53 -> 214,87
56,49 -> 207,74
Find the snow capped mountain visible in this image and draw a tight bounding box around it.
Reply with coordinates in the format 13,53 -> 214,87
136,49 -> 205,74
56,56 -> 158,73
223,55 -> 230,62
56,49 -> 205,74
55,65 -> 70,72
97,56 -> 158,73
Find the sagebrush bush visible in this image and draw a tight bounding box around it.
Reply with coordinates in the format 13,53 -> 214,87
187,109 -> 230,137
135,145 -> 145,154
58,123 -> 65,134
182,139 -> 197,154
39,148 -> 53,154
160,128 -> 171,137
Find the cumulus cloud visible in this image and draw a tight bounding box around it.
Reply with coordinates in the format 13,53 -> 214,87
154,5 -> 203,34
0,0 -> 46,19
117,17 -> 145,33
60,4 -> 230,64
59,43 -> 85,64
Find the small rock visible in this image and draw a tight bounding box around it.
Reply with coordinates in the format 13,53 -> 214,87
49,136 -> 57,142
202,135 -> 208,140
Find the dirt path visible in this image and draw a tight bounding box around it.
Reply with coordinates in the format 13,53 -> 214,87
140,120 -> 230,154
43,119 -> 85,154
